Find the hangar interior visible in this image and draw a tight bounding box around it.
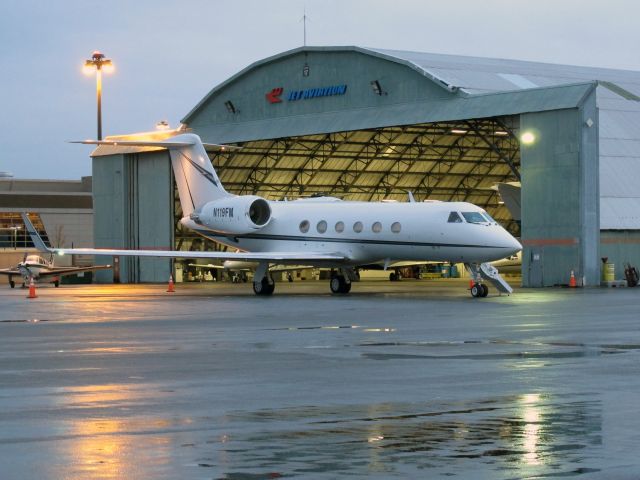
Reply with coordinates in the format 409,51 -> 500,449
91,46 -> 640,287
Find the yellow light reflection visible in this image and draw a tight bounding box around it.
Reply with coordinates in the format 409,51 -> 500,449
60,384 -> 171,479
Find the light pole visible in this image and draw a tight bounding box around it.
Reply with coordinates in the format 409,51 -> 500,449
83,51 -> 114,140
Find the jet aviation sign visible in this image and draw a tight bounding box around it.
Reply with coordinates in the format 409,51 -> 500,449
266,84 -> 348,104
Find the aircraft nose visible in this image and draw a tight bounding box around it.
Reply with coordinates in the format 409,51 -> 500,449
506,233 -> 522,254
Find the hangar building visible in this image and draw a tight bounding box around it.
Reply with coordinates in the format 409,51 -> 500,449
0,177 -> 94,283
90,46 -> 640,286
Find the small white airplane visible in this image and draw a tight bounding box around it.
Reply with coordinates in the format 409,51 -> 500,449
0,253 -> 112,288
23,133 -> 521,297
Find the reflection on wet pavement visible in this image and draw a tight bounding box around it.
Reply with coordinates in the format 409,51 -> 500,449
199,394 -> 602,478
2,283 -> 640,478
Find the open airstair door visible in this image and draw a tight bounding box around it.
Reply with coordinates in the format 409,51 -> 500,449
479,262 -> 513,294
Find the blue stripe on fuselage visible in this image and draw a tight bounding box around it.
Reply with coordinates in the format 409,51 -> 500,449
193,229 -> 505,249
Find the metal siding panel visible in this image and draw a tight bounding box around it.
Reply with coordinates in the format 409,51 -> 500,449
92,155 -> 127,283
521,108 -> 584,287
136,151 -> 172,283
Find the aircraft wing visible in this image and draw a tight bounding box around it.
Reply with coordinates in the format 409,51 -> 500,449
269,264 -> 315,272
37,265 -> 113,278
21,214 -> 346,264
0,268 -> 21,276
41,248 -> 345,263
189,263 -> 314,272
188,263 -> 226,270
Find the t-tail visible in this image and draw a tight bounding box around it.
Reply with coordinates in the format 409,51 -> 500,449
72,133 -> 233,216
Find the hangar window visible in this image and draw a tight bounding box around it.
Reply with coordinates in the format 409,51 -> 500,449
317,220 -> 327,233
299,220 -> 310,233
448,212 -> 463,223
335,221 -> 345,233
372,222 -> 382,233
462,212 -> 488,224
391,222 -> 401,233
353,221 -> 363,233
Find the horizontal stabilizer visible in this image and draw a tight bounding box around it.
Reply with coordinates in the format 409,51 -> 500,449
70,139 -> 240,152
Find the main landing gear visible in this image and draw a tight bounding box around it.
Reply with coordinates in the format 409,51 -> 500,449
252,274 -> 275,296
252,262 -> 275,296
330,274 -> 351,294
329,268 -> 355,294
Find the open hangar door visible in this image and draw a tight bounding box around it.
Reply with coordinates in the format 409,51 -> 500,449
174,116 -> 522,277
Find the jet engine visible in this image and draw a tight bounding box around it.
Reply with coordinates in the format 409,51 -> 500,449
191,196 -> 272,235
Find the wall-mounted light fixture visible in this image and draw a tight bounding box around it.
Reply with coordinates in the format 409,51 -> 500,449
302,63 -> 310,77
521,131 -> 536,145
370,80 -> 387,96
224,100 -> 238,114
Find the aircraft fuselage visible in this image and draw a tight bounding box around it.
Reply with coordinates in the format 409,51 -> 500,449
183,199 -> 520,267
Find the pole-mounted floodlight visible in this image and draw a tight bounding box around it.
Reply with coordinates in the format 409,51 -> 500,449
83,51 -> 114,140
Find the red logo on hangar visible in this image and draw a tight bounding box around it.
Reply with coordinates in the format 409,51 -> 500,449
266,87 -> 283,104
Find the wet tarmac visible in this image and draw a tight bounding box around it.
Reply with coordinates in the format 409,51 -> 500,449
1,279 -> 640,479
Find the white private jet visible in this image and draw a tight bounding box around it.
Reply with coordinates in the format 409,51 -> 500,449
0,253 -> 112,288
23,133 -> 521,297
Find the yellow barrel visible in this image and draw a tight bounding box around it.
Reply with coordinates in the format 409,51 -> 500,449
603,263 -> 615,282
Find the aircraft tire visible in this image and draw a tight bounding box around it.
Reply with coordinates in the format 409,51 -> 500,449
330,276 -> 351,294
253,277 -> 275,296
389,273 -> 397,282
471,284 -> 481,298
481,284 -> 489,297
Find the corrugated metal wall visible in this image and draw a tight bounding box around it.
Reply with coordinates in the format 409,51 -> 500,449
520,88 -> 600,287
93,151 -> 173,283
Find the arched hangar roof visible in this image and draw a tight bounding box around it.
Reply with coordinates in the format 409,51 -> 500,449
179,46 -> 640,230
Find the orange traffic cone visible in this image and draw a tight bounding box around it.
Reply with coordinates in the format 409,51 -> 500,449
569,270 -> 576,288
167,274 -> 175,293
469,279 -> 475,290
27,277 -> 37,299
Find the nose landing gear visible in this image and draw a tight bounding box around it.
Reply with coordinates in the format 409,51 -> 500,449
470,283 -> 489,298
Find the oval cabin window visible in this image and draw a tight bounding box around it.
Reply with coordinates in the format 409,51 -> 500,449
391,222 -> 401,233
299,220 -> 310,233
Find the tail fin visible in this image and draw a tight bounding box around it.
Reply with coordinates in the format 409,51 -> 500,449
21,213 -> 53,253
73,133 -> 233,216
164,134 -> 232,216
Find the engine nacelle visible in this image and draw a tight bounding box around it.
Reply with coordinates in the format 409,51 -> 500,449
192,196 -> 271,234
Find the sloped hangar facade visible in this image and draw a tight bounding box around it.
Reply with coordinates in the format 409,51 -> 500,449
92,46 -> 640,287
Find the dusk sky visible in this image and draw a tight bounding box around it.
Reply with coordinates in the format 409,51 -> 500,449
1,0 -> 638,180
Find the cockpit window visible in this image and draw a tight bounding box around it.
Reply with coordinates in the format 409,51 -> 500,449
481,212 -> 496,223
462,212 -> 489,224
448,212 -> 463,223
